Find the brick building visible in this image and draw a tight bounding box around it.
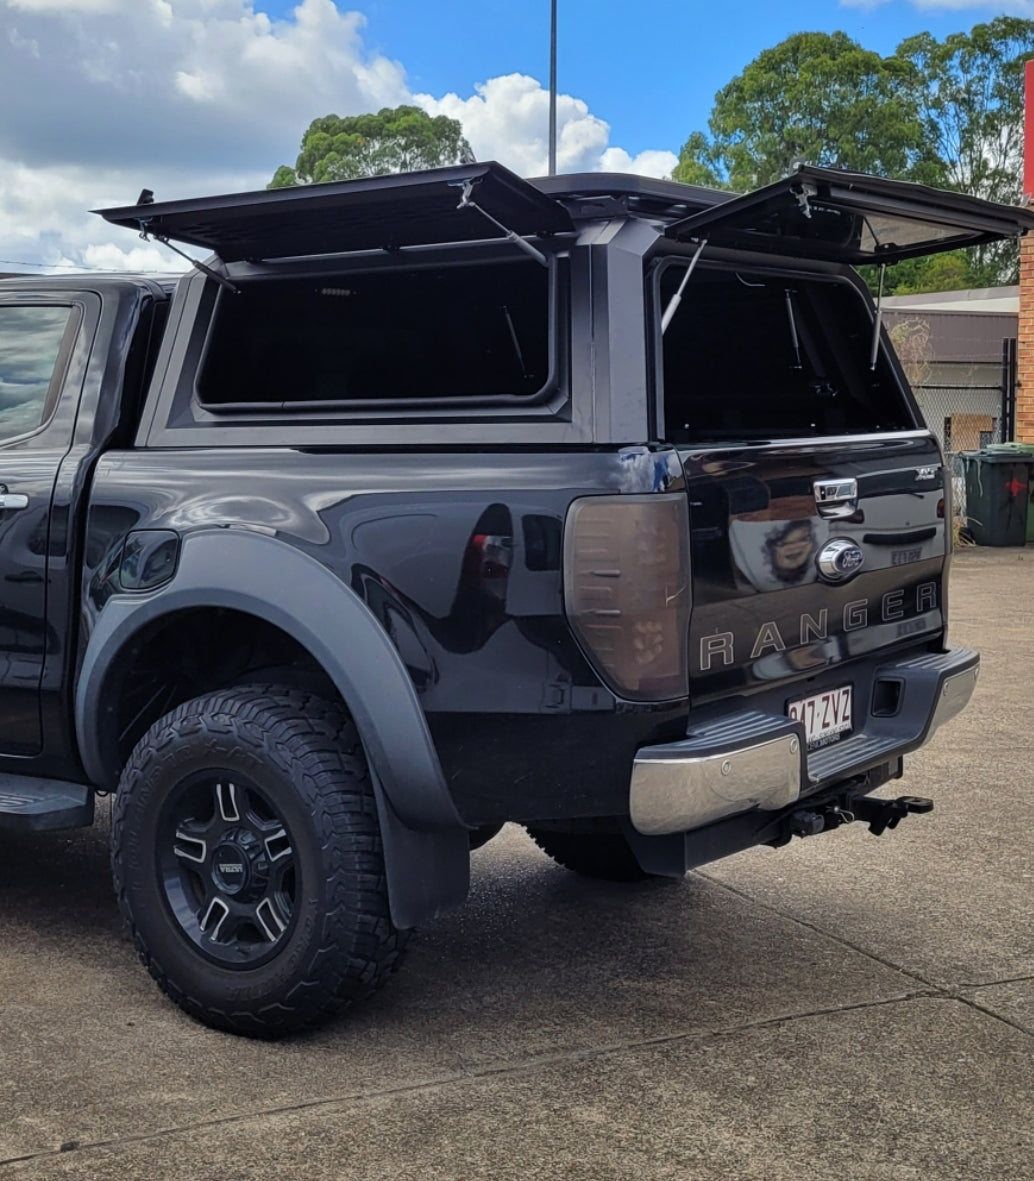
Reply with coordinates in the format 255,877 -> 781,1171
1017,233 -> 1034,442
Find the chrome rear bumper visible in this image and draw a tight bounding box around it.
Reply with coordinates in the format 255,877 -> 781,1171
630,647 -> 978,837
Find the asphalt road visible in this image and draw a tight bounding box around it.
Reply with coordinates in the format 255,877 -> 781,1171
1,546 -> 1032,1179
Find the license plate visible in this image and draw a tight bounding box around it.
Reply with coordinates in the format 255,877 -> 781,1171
787,685 -> 853,750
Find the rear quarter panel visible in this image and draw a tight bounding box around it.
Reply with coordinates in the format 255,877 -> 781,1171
81,446 -> 690,822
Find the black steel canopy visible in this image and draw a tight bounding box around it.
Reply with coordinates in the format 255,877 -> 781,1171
95,163 -> 575,262
531,171 -> 732,221
666,164 -> 1034,264
96,161 -> 1034,267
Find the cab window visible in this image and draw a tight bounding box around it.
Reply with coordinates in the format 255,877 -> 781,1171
0,306 -> 74,442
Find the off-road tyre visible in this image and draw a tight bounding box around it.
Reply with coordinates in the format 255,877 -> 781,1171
111,685 -> 409,1037
525,826 -> 655,882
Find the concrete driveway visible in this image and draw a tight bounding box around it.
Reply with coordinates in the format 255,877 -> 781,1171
1,547 -> 1032,1179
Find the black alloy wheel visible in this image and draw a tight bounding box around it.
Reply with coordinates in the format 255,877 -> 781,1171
112,685 -> 409,1037
158,772 -> 298,969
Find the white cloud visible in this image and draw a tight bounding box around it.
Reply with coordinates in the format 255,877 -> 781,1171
8,0 -> 121,12
57,241 -> 184,274
599,147 -> 679,179
418,74 -> 677,180
0,0 -> 407,172
419,74 -> 609,176
0,159 -> 259,274
0,1 -> 677,271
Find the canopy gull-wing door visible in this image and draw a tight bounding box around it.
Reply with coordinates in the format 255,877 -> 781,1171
665,164 -> 1034,263
95,162 -> 574,262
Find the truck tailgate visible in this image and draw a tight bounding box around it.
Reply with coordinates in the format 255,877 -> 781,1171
681,433 -> 947,708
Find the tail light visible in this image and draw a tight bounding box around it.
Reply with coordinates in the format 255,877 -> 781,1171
940,468 -> 953,555
563,494 -> 689,701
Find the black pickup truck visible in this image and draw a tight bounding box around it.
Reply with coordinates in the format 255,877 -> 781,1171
0,163 -> 1022,1036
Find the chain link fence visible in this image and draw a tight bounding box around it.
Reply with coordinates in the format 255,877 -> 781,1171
911,384 -> 1007,520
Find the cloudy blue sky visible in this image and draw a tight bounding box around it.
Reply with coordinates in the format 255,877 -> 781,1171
0,0 -> 1027,272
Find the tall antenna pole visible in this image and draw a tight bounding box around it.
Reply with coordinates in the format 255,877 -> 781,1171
548,0 -> 557,176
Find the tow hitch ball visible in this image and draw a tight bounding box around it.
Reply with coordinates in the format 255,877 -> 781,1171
787,794 -> 933,840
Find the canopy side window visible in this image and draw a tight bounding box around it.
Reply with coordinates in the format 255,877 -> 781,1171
196,256 -> 559,414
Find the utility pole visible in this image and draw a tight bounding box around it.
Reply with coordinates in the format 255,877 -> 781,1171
548,0 -> 557,176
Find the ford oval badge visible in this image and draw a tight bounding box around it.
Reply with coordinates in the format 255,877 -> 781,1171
816,538 -> 864,583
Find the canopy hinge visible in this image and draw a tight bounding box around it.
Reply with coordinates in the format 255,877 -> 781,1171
793,180 -> 817,220
134,191 -> 239,294
456,180 -> 549,268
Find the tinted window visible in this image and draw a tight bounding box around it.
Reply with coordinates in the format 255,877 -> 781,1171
657,266 -> 913,443
198,259 -> 552,411
0,306 -> 73,441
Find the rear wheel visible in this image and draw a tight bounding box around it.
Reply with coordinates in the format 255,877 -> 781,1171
111,685 -> 408,1037
525,826 -> 655,882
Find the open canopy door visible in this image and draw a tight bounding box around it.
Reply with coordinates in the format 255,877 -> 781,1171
665,164 -> 1034,264
95,162 -> 574,262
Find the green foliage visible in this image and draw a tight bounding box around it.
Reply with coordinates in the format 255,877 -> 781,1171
888,254 -> 971,296
269,165 -> 297,190
896,18 -> 1034,208
675,20 -> 1034,292
895,17 -> 1034,286
862,252 -> 985,298
270,106 -> 472,188
673,32 -> 931,193
867,251 -> 1005,298
673,132 -> 729,190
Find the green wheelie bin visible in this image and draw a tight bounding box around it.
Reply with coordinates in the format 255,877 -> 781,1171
962,448 -> 1033,547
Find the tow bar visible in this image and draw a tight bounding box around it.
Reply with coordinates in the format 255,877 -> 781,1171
784,793 -> 934,841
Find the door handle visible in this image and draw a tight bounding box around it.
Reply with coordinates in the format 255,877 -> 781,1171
0,493 -> 29,511
813,477 -> 858,520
